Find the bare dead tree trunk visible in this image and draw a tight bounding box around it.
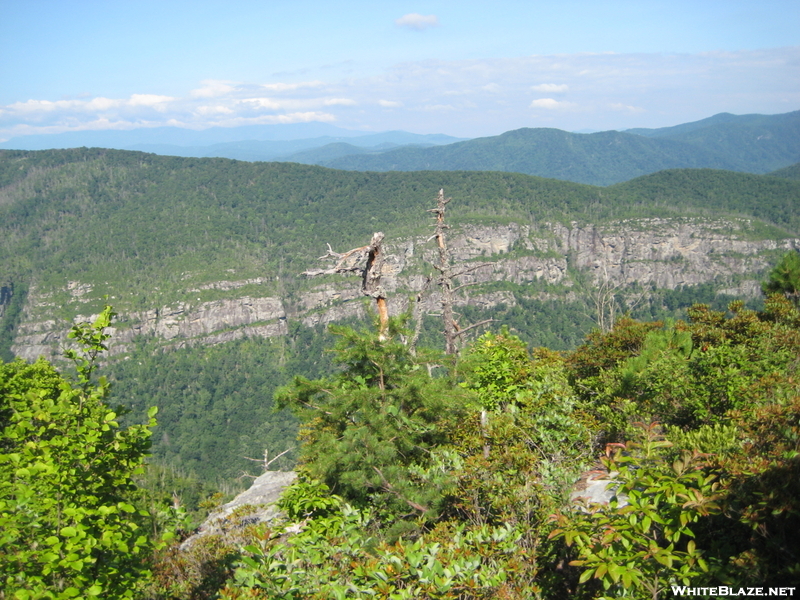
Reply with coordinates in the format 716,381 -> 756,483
427,189 -> 494,356
302,232 -> 389,339
362,232 -> 389,340
589,264 -> 621,333
409,275 -> 432,356
429,190 -> 459,355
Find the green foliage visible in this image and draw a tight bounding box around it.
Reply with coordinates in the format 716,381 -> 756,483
708,396 -> 800,585
665,423 -> 740,458
142,293 -> 800,598
568,297 -> 800,442
762,250 -> 800,304
0,306 -> 159,598
551,429 -> 722,598
609,169 -> 800,233
461,328 -> 533,412
276,318 -> 467,535
222,473 -> 528,599
111,335 -> 302,484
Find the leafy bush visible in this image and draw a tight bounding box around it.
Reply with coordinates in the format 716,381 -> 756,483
0,306 -> 159,598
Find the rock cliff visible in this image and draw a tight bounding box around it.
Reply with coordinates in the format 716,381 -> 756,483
9,218 -> 798,361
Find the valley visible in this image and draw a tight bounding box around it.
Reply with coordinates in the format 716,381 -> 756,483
1,145 -> 799,483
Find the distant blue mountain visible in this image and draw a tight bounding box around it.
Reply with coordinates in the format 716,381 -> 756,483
316,110 -> 800,185
0,122 -> 367,150
3,111 -> 797,186
0,124 -> 465,158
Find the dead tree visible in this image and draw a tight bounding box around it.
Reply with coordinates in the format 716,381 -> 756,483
588,265 -> 648,333
429,190 -> 459,355
302,232 -> 390,339
427,189 -> 493,355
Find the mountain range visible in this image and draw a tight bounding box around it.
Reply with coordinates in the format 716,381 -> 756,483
1,111 -> 799,482
2,110 -> 798,186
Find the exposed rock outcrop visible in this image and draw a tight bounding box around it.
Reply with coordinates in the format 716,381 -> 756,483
12,296 -> 288,361
181,470 -> 297,550
9,218 -> 799,361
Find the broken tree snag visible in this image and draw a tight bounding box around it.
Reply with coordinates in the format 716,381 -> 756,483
429,189 -> 458,355
301,232 -> 390,340
301,243 -> 369,277
426,189 -> 495,356
361,232 -> 389,340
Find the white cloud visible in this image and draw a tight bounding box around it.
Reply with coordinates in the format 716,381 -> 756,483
85,97 -> 122,111
261,81 -> 324,92
530,98 -> 576,110
395,13 -> 439,31
609,103 -> 645,113
262,111 -> 336,124
2,47 -> 797,140
240,98 -> 282,110
191,80 -> 237,98
323,98 -> 356,106
129,94 -> 174,111
195,105 -> 234,116
531,83 -> 569,93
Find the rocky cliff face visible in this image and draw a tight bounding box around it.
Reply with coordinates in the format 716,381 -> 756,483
12,291 -> 288,361
10,218 -> 798,361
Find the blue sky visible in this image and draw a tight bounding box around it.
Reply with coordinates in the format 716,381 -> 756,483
1,0 -> 798,140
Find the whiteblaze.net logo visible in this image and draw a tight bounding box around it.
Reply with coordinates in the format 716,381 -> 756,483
672,587 -> 796,597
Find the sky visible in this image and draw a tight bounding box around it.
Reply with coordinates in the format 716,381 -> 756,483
0,0 -> 798,141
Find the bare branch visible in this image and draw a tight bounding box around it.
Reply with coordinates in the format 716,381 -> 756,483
453,318 -> 494,338
301,243 -> 369,277
242,447 -> 295,471
301,233 -> 389,339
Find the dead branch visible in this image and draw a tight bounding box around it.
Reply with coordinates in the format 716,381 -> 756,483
302,232 -> 389,339
451,262 -> 496,279
453,318 -> 494,338
372,466 -> 429,513
242,447 -> 295,472
410,274 -> 433,356
301,243 -> 369,277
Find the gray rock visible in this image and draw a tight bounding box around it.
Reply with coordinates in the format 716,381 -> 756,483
11,217 -> 800,361
571,470 -> 628,508
181,470 -> 296,550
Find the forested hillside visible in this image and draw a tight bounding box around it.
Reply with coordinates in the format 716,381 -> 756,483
4,286 -> 799,598
302,110 -> 800,185
1,148 -> 799,486
768,161 -> 800,180
2,145 -> 800,596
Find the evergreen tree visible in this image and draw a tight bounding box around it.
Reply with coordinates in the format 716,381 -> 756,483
275,316 -> 467,536
762,250 -> 800,305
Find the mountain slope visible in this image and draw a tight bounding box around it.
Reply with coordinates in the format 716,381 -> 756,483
628,111 -> 800,173
322,128 -> 744,185
2,148 -> 799,483
295,110 -> 800,185
768,162 -> 800,180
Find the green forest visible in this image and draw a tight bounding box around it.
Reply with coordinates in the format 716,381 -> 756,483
3,148 -> 798,487
1,148 -> 798,308
2,256 -> 799,597
2,148 -> 800,597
